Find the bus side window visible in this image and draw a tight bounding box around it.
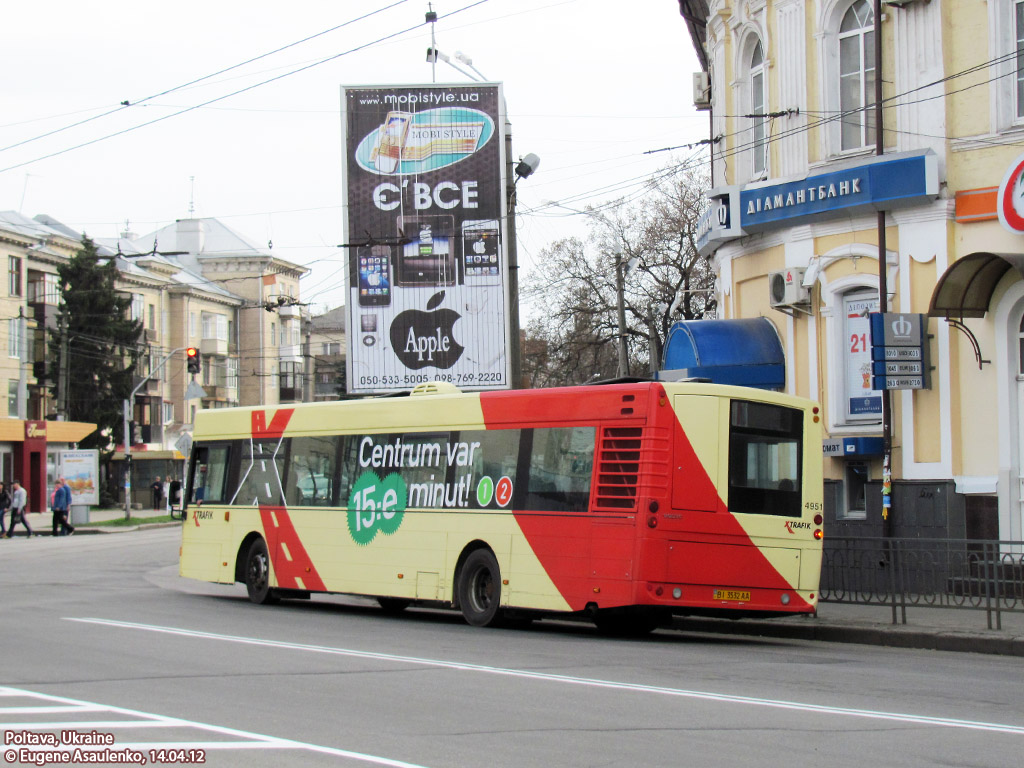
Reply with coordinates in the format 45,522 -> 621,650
287,436 -> 339,507
523,427 -> 595,513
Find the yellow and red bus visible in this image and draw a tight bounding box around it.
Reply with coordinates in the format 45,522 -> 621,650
179,380 -> 824,632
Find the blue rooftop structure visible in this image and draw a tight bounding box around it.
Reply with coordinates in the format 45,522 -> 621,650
658,317 -> 785,390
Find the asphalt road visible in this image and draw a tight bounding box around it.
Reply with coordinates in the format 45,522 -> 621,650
1,529 -> 1023,767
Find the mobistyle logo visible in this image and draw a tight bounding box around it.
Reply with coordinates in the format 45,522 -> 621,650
355,106 -> 494,176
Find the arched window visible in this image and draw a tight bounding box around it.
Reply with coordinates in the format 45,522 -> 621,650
750,41 -> 767,176
839,0 -> 875,151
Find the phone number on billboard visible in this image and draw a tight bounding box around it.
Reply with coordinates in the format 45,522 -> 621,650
358,373 -> 506,387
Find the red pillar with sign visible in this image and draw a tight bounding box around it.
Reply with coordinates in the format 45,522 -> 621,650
16,421 -> 49,513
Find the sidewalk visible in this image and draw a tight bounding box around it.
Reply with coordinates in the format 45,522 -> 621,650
5,508 -> 1023,656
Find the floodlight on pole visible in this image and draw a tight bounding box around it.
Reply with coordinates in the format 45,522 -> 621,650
425,46 -> 481,81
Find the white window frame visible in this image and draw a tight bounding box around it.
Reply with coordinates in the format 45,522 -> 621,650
819,255 -> 888,433
8,318 -> 19,358
818,0 -> 877,158
201,312 -> 228,341
838,0 -> 875,152
991,0 -> 1024,132
750,41 -> 768,178
734,25 -> 769,182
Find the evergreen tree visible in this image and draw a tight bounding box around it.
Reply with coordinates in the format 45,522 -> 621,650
51,237 -> 143,452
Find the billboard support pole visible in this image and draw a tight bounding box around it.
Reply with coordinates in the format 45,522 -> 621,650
506,121 -> 522,389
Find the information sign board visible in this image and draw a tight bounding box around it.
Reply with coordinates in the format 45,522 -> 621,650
869,313 -> 930,391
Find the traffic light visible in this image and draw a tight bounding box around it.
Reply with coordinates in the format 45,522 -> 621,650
186,346 -> 201,374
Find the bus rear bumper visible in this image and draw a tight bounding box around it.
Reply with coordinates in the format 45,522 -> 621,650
636,581 -> 818,616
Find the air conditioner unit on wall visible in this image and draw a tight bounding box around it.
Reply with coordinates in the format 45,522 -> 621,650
769,268 -> 810,309
693,72 -> 711,111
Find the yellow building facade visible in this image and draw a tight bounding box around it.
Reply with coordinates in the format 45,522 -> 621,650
678,0 -> 1024,540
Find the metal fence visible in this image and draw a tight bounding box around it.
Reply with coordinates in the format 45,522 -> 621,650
820,537 -> 1024,629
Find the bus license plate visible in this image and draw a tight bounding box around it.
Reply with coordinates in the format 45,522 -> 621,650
713,589 -> 750,602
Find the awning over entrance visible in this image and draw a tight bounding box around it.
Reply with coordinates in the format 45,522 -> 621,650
928,252 -> 1024,318
658,317 -> 785,390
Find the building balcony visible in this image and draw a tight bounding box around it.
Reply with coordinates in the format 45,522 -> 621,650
278,344 -> 302,361
278,304 -> 301,319
279,386 -> 301,403
200,337 -> 228,356
144,328 -> 159,344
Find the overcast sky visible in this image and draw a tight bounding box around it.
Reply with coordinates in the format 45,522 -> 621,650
0,0 -> 704,316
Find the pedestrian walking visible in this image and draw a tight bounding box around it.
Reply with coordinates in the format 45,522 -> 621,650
151,476 -> 163,512
5,480 -> 33,538
0,481 -> 10,537
51,477 -> 74,537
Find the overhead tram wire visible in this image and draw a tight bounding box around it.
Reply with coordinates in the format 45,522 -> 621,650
0,0 -> 496,176
0,0 -> 411,157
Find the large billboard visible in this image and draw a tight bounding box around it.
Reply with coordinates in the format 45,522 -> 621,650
341,83 -> 510,395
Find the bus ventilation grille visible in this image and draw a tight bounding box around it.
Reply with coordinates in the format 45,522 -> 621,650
595,427 -> 642,511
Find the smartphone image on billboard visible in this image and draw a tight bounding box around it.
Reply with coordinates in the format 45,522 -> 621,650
461,219 -> 501,285
373,112 -> 412,174
396,215 -> 456,286
357,244 -> 392,306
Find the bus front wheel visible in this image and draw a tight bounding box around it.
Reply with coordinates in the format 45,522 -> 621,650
245,538 -> 278,605
458,549 -> 502,627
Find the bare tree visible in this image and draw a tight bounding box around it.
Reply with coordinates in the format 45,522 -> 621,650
521,164 -> 716,387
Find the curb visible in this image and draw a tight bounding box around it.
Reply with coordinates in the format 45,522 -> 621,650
673,616 -> 1024,656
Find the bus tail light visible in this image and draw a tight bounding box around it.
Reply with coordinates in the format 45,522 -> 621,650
781,593 -> 791,605
814,529 -> 823,540
647,516 -> 658,528
814,514 -> 823,525
672,588 -> 682,599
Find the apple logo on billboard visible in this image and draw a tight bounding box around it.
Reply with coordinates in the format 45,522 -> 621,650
390,290 -> 465,369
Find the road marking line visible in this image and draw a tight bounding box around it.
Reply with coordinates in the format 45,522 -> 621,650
0,685 -> 432,768
68,617 -> 1024,736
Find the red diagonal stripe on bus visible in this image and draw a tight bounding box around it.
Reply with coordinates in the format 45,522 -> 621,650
507,389 -> 810,613
259,505 -> 326,591
252,408 -> 295,439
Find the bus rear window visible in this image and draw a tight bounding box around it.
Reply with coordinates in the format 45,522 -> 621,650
728,401 -> 802,517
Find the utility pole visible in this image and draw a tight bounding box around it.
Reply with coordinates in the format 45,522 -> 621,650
873,0 -> 893,536
56,312 -> 69,420
615,249 -> 629,379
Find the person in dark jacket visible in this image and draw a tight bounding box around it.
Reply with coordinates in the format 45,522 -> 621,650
51,477 -> 74,537
0,482 -> 10,537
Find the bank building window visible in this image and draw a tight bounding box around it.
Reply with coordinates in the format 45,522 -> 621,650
750,40 -> 767,178
839,0 -> 875,151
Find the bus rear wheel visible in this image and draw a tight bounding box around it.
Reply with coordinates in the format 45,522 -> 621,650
458,549 -> 502,627
245,538 -> 278,605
